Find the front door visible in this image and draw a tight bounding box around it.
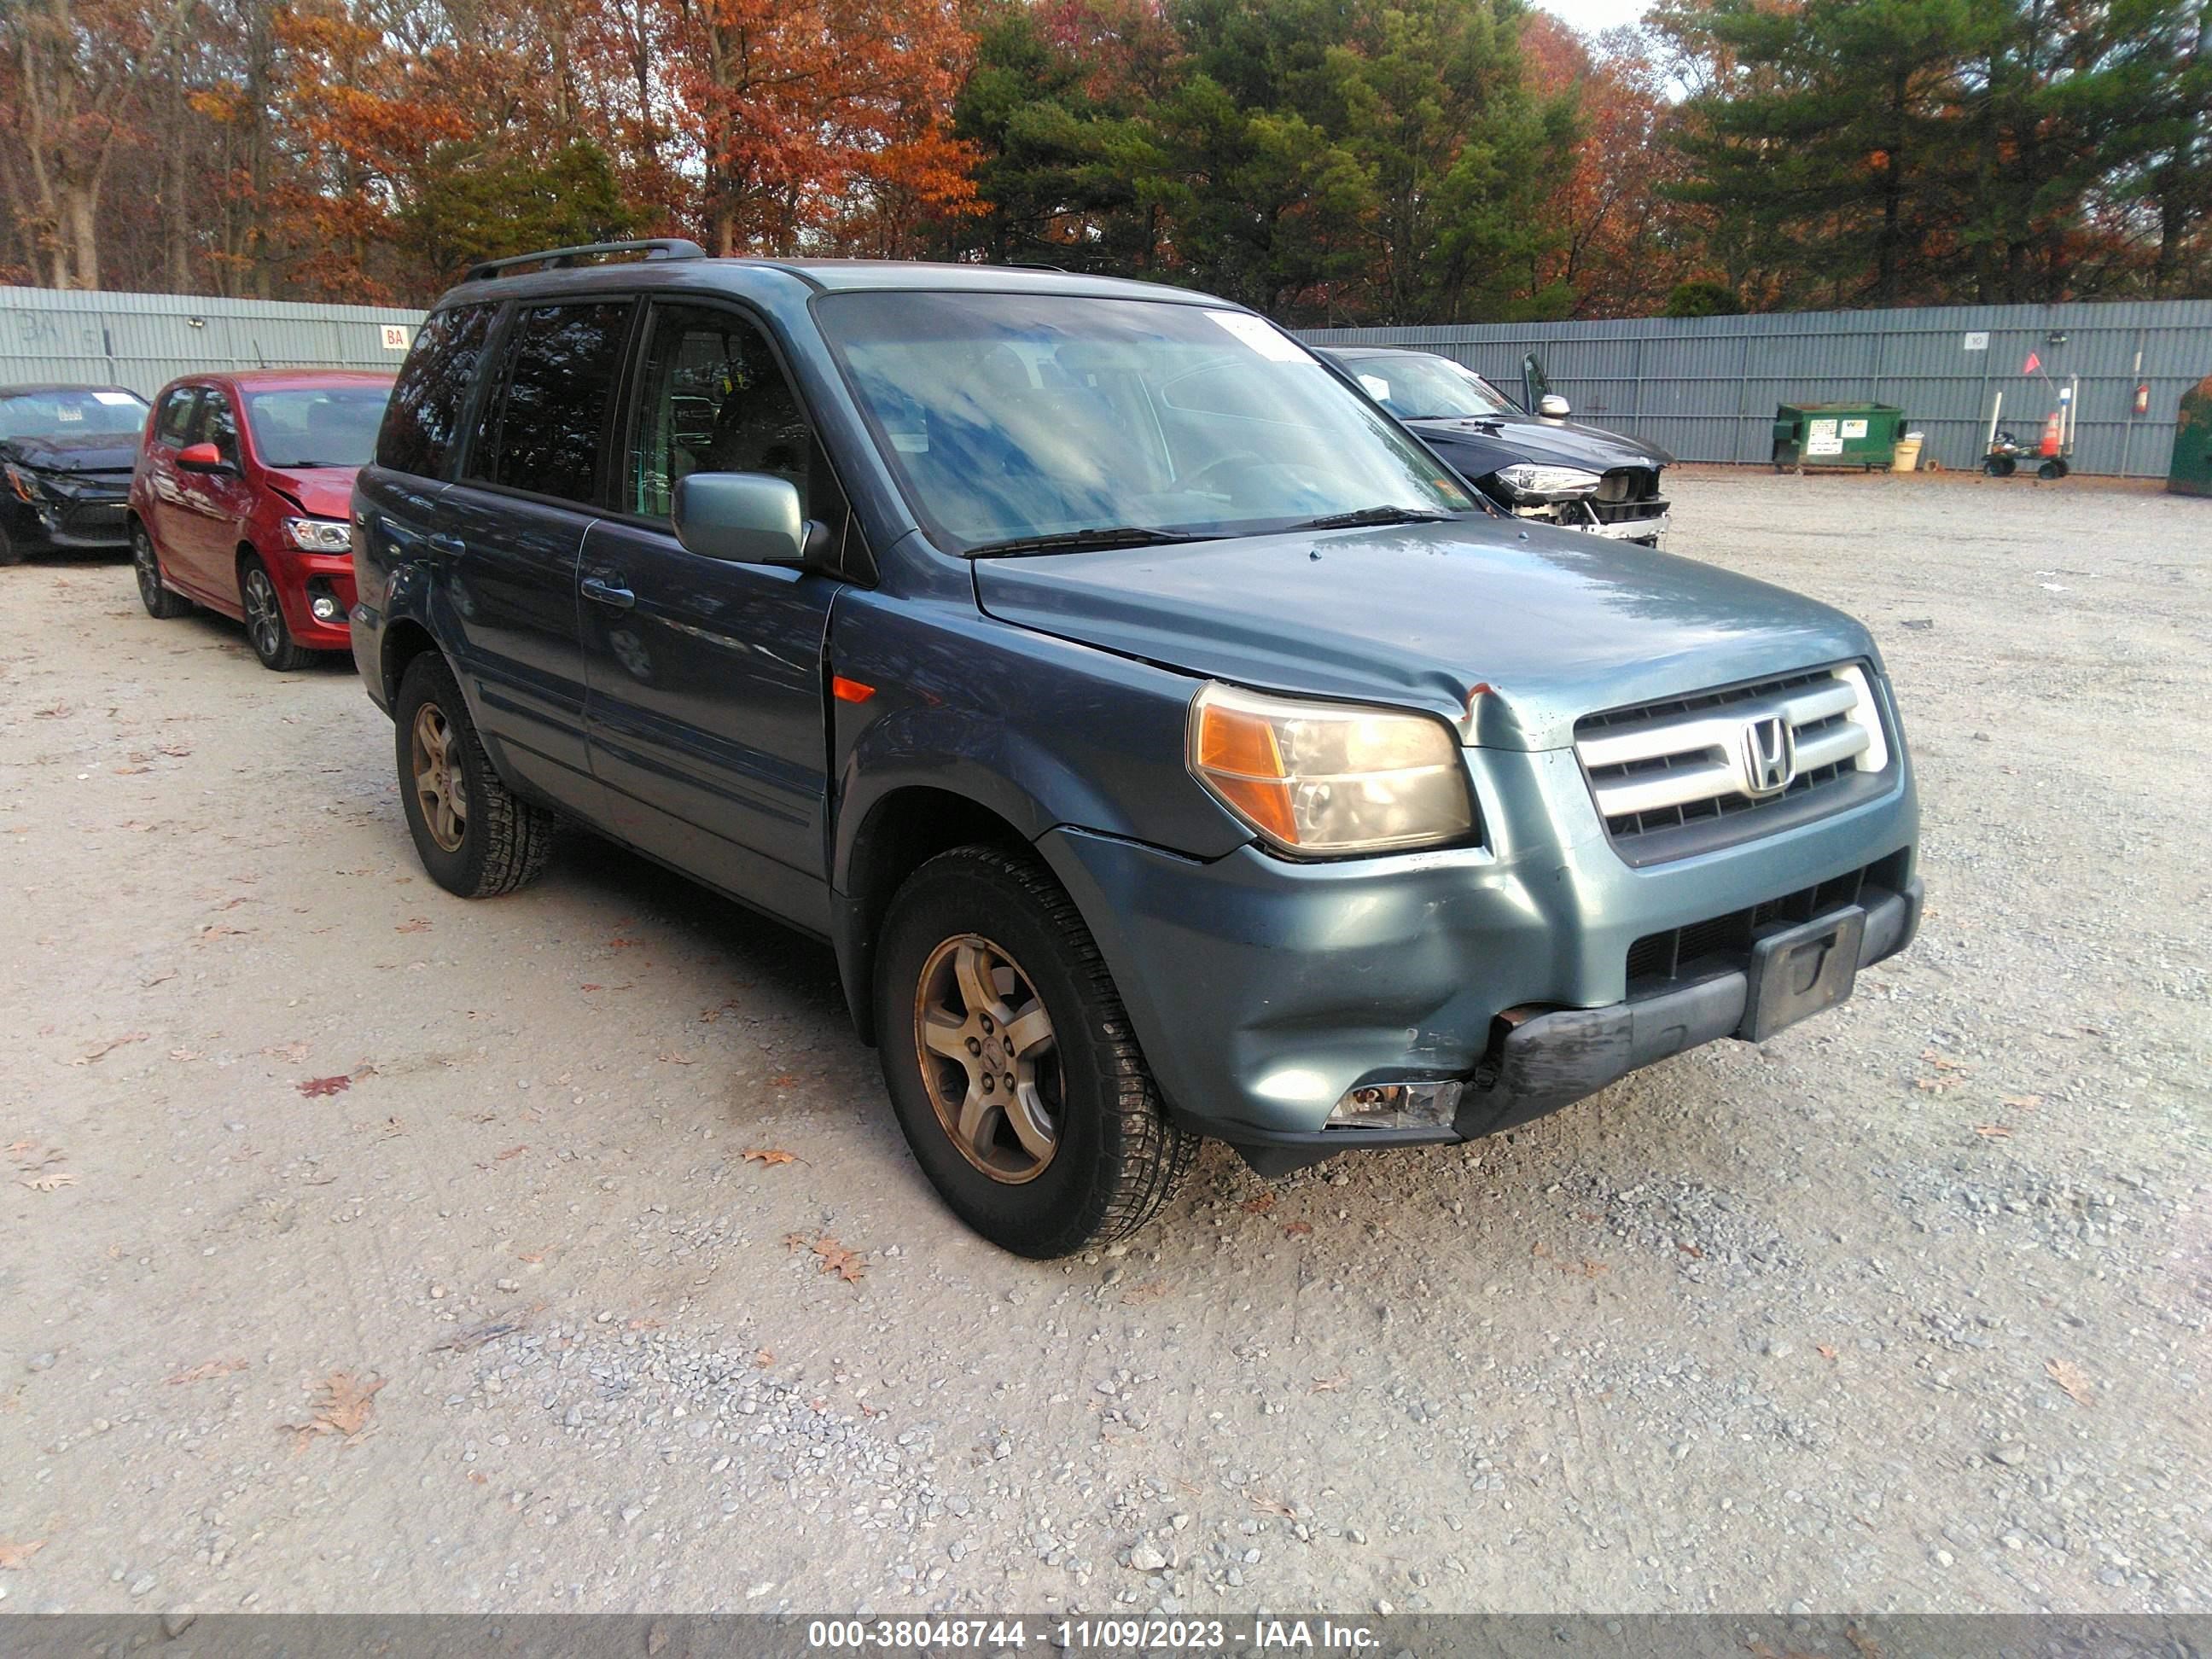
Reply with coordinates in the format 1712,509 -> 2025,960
439,298 -> 636,817
580,298 -> 841,934
172,387 -> 256,598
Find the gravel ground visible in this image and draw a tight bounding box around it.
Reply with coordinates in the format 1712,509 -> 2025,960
0,469 -> 2206,1618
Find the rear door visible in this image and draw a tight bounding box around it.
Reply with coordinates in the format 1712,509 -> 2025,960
438,298 -> 636,816
579,297 -> 844,933
139,386 -> 204,586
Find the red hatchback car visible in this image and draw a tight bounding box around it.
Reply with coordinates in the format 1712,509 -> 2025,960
130,370 -> 394,670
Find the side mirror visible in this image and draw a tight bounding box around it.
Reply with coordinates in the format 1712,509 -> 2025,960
177,441 -> 230,474
672,472 -> 821,567
1536,394 -> 1572,420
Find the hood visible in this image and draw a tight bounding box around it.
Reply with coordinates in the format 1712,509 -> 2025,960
260,466 -> 359,519
4,434 -> 137,475
972,520 -> 1874,751
1406,414 -> 1674,482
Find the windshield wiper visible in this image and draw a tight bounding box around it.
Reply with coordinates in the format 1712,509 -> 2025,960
1290,505 -> 1457,532
965,526 -> 1210,558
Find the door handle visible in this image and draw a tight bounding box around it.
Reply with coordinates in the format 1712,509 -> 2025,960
581,572 -> 635,609
427,532 -> 465,556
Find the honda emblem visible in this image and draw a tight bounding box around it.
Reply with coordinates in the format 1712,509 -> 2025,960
1743,715 -> 1795,796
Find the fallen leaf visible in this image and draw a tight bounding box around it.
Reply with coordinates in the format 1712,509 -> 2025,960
741,1148 -> 795,1166
1913,1077 -> 1956,1095
393,917 -> 430,934
754,1349 -> 776,1367
0,1539 -> 46,1569
33,702 -> 70,718
71,1031 -> 148,1066
1973,1123 -> 2013,1139
1283,1220 -> 1313,1237
1843,1625 -> 1883,1659
1241,1193 -> 1276,1214
1531,1240 -> 1551,1258
515,1250 -> 545,1264
297,1075 -> 351,1098
166,1358 -> 249,1386
1816,1344 -> 1839,1361
2045,1357 -> 2095,1408
1310,1375 -> 1348,1394
1249,1494 -> 1295,1517
282,1371 -> 385,1451
168,1048 -> 202,1062
656,1052 -> 696,1066
789,1232 -> 864,1283
2001,1094 -> 2043,1109
1920,1050 -> 1971,1072
579,983 -> 604,992
608,937 -> 639,949
142,971 -> 177,987
1574,1259 -> 1609,1278
158,742 -> 192,757
262,1040 -> 310,1062
1678,1243 -> 1705,1259
1117,1279 -> 1167,1305
648,1622 -> 670,1656
4,1140 -> 32,1155
197,924 -> 249,941
768,1073 -> 797,1087
495,1144 -> 527,1161
21,1172 -> 77,1192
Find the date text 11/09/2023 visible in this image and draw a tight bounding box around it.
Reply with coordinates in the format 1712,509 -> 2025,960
806,1620 -> 1382,1651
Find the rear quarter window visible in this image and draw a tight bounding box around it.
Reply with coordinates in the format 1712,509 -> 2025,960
375,304 -> 495,479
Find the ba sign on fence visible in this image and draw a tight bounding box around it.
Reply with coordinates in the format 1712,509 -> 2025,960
381,324 -> 413,350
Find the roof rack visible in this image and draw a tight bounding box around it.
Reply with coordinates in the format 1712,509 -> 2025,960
464,238 -> 707,282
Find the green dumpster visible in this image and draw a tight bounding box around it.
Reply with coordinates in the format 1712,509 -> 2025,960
2171,375 -> 2212,498
1772,402 -> 1906,471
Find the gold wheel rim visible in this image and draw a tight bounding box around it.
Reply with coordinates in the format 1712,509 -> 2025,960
410,702 -> 467,853
913,934 -> 1060,1184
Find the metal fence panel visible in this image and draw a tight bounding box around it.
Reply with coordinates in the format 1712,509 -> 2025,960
1305,300 -> 2212,477
0,286 -> 428,399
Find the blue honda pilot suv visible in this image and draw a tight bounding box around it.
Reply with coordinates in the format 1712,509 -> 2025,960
350,240 -> 1921,1257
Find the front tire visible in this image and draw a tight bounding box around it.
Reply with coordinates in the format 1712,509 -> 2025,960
393,653 -> 556,898
0,522 -> 20,567
874,845 -> 1195,1257
133,523 -> 190,617
240,555 -> 311,671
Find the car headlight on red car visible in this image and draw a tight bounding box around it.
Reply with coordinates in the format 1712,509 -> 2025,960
282,516 -> 352,553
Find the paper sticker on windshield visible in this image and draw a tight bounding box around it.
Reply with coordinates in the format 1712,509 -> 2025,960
1206,311 -> 1309,364
1358,374 -> 1392,399
92,391 -> 139,406
56,405 -> 83,421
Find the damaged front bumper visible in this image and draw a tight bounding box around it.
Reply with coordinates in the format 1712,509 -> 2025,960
1038,739 -> 1918,1174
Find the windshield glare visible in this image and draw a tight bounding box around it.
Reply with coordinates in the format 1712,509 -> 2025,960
0,389 -> 148,441
245,387 -> 391,468
819,294 -> 1473,553
1346,354 -> 1517,422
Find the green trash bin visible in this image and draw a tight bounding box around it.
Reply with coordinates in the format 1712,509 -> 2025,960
1772,403 -> 1906,472
2171,375 -> 2212,498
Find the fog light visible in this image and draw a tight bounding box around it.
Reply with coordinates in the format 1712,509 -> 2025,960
1326,1080 -> 1463,1132
310,593 -> 342,624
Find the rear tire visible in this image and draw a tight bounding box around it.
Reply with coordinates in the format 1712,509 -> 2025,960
133,522 -> 190,617
873,845 -> 1196,1257
1983,456 -> 2017,479
240,555 -> 311,671
393,653 -> 556,898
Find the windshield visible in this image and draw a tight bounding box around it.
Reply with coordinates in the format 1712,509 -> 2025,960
1344,355 -> 1518,422
244,386 -> 391,469
0,389 -> 148,441
818,293 -> 1473,554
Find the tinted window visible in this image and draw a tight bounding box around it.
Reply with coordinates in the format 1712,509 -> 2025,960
470,301 -> 633,504
155,389 -> 200,445
628,304 -> 811,520
375,304 -> 493,478
200,390 -> 241,465
246,386 -> 392,469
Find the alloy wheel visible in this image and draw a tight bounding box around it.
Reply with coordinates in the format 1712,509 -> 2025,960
912,934 -> 1061,1183
134,532 -> 161,608
410,701 -> 468,853
242,567 -> 284,661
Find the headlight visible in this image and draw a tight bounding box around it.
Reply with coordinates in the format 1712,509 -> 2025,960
1494,463 -> 1601,500
282,516 -> 352,552
5,462 -> 46,503
1188,683 -> 1474,854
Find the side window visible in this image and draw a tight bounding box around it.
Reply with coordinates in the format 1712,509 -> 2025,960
469,301 -> 633,504
375,303 -> 493,479
627,303 -> 812,521
155,388 -> 199,445
199,390 -> 241,464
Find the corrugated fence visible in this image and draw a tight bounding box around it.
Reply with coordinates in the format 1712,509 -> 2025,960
0,285 -> 427,399
1304,300 -> 2212,478
8,284 -> 2211,478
